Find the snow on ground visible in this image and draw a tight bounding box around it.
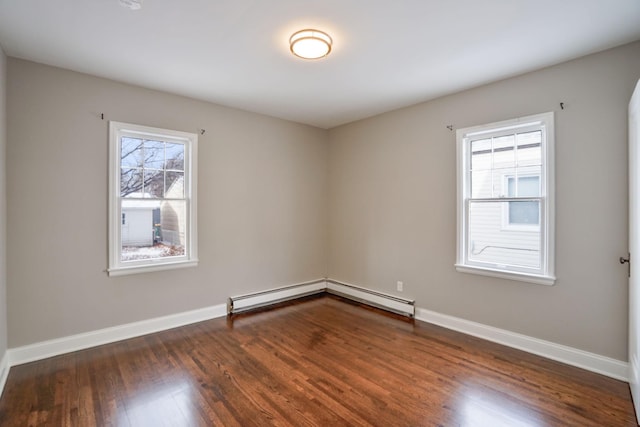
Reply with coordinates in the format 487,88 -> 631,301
121,244 -> 184,261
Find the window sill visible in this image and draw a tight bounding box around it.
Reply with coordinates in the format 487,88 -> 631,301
108,259 -> 199,277
455,264 -> 555,286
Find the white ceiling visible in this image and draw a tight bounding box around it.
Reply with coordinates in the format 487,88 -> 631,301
0,0 -> 639,129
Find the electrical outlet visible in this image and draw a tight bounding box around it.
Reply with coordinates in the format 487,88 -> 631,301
397,281 -> 403,292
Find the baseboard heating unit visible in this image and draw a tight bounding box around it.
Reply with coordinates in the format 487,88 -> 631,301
325,280 -> 415,317
227,280 -> 327,314
228,279 -> 415,318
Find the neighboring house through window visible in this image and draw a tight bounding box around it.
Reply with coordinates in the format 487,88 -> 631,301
108,121 -> 198,276
456,112 -> 555,285
505,174 -> 540,228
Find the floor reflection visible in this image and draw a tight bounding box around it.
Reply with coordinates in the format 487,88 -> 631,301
118,379 -> 196,426
457,382 -> 544,427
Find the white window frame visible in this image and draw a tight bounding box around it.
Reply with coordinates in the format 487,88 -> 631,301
455,112 -> 555,285
108,121 -> 198,276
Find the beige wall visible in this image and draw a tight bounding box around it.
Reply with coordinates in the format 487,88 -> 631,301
6,42 -> 640,361
7,59 -> 328,347
328,41 -> 640,360
0,46 -> 7,358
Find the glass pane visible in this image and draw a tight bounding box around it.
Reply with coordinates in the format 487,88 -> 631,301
471,170 -> 492,198
159,199 -> 186,252
509,200 -> 540,225
470,138 -> 491,171
471,150 -> 491,171
468,201 -> 541,269
120,136 -> 143,167
491,168 -> 515,198
166,143 -> 185,171
121,137 -> 143,168
492,135 -> 515,169
166,171 -> 184,198
507,175 -> 540,197
121,199 -> 186,262
518,165 -> 542,182
144,169 -> 164,198
144,140 -> 165,170
517,130 -> 541,146
517,176 -> 539,197
517,131 -> 542,167
121,168 -> 143,198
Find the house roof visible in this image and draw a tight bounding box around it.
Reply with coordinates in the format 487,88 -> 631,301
122,193 -> 161,209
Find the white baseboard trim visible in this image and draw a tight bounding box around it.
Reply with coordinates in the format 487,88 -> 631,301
0,351 -> 9,397
415,307 -> 628,382
0,281 -> 628,397
8,303 -> 227,368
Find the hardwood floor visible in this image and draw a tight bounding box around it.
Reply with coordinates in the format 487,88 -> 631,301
0,295 -> 636,426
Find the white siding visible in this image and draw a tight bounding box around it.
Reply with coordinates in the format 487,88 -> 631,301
160,176 -> 185,246
468,202 -> 540,268
121,208 -> 154,246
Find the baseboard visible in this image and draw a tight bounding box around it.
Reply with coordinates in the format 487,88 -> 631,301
630,356 -> 640,420
0,351 -> 9,397
415,307 -> 628,381
8,303 -> 227,367
1,281 -> 628,387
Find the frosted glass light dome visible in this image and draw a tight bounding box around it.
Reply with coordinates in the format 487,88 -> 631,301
289,29 -> 332,60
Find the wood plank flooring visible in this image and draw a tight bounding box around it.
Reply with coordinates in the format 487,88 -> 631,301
0,295 -> 636,426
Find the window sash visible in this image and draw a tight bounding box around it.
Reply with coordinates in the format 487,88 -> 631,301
108,121 -> 198,276
464,198 -> 547,274
456,112 -> 554,285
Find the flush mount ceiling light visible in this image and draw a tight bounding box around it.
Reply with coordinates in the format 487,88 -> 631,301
119,0 -> 143,10
289,29 -> 332,60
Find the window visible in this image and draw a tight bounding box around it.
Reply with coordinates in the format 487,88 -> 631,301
108,121 -> 198,276
456,112 -> 554,285
504,175 -> 540,228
